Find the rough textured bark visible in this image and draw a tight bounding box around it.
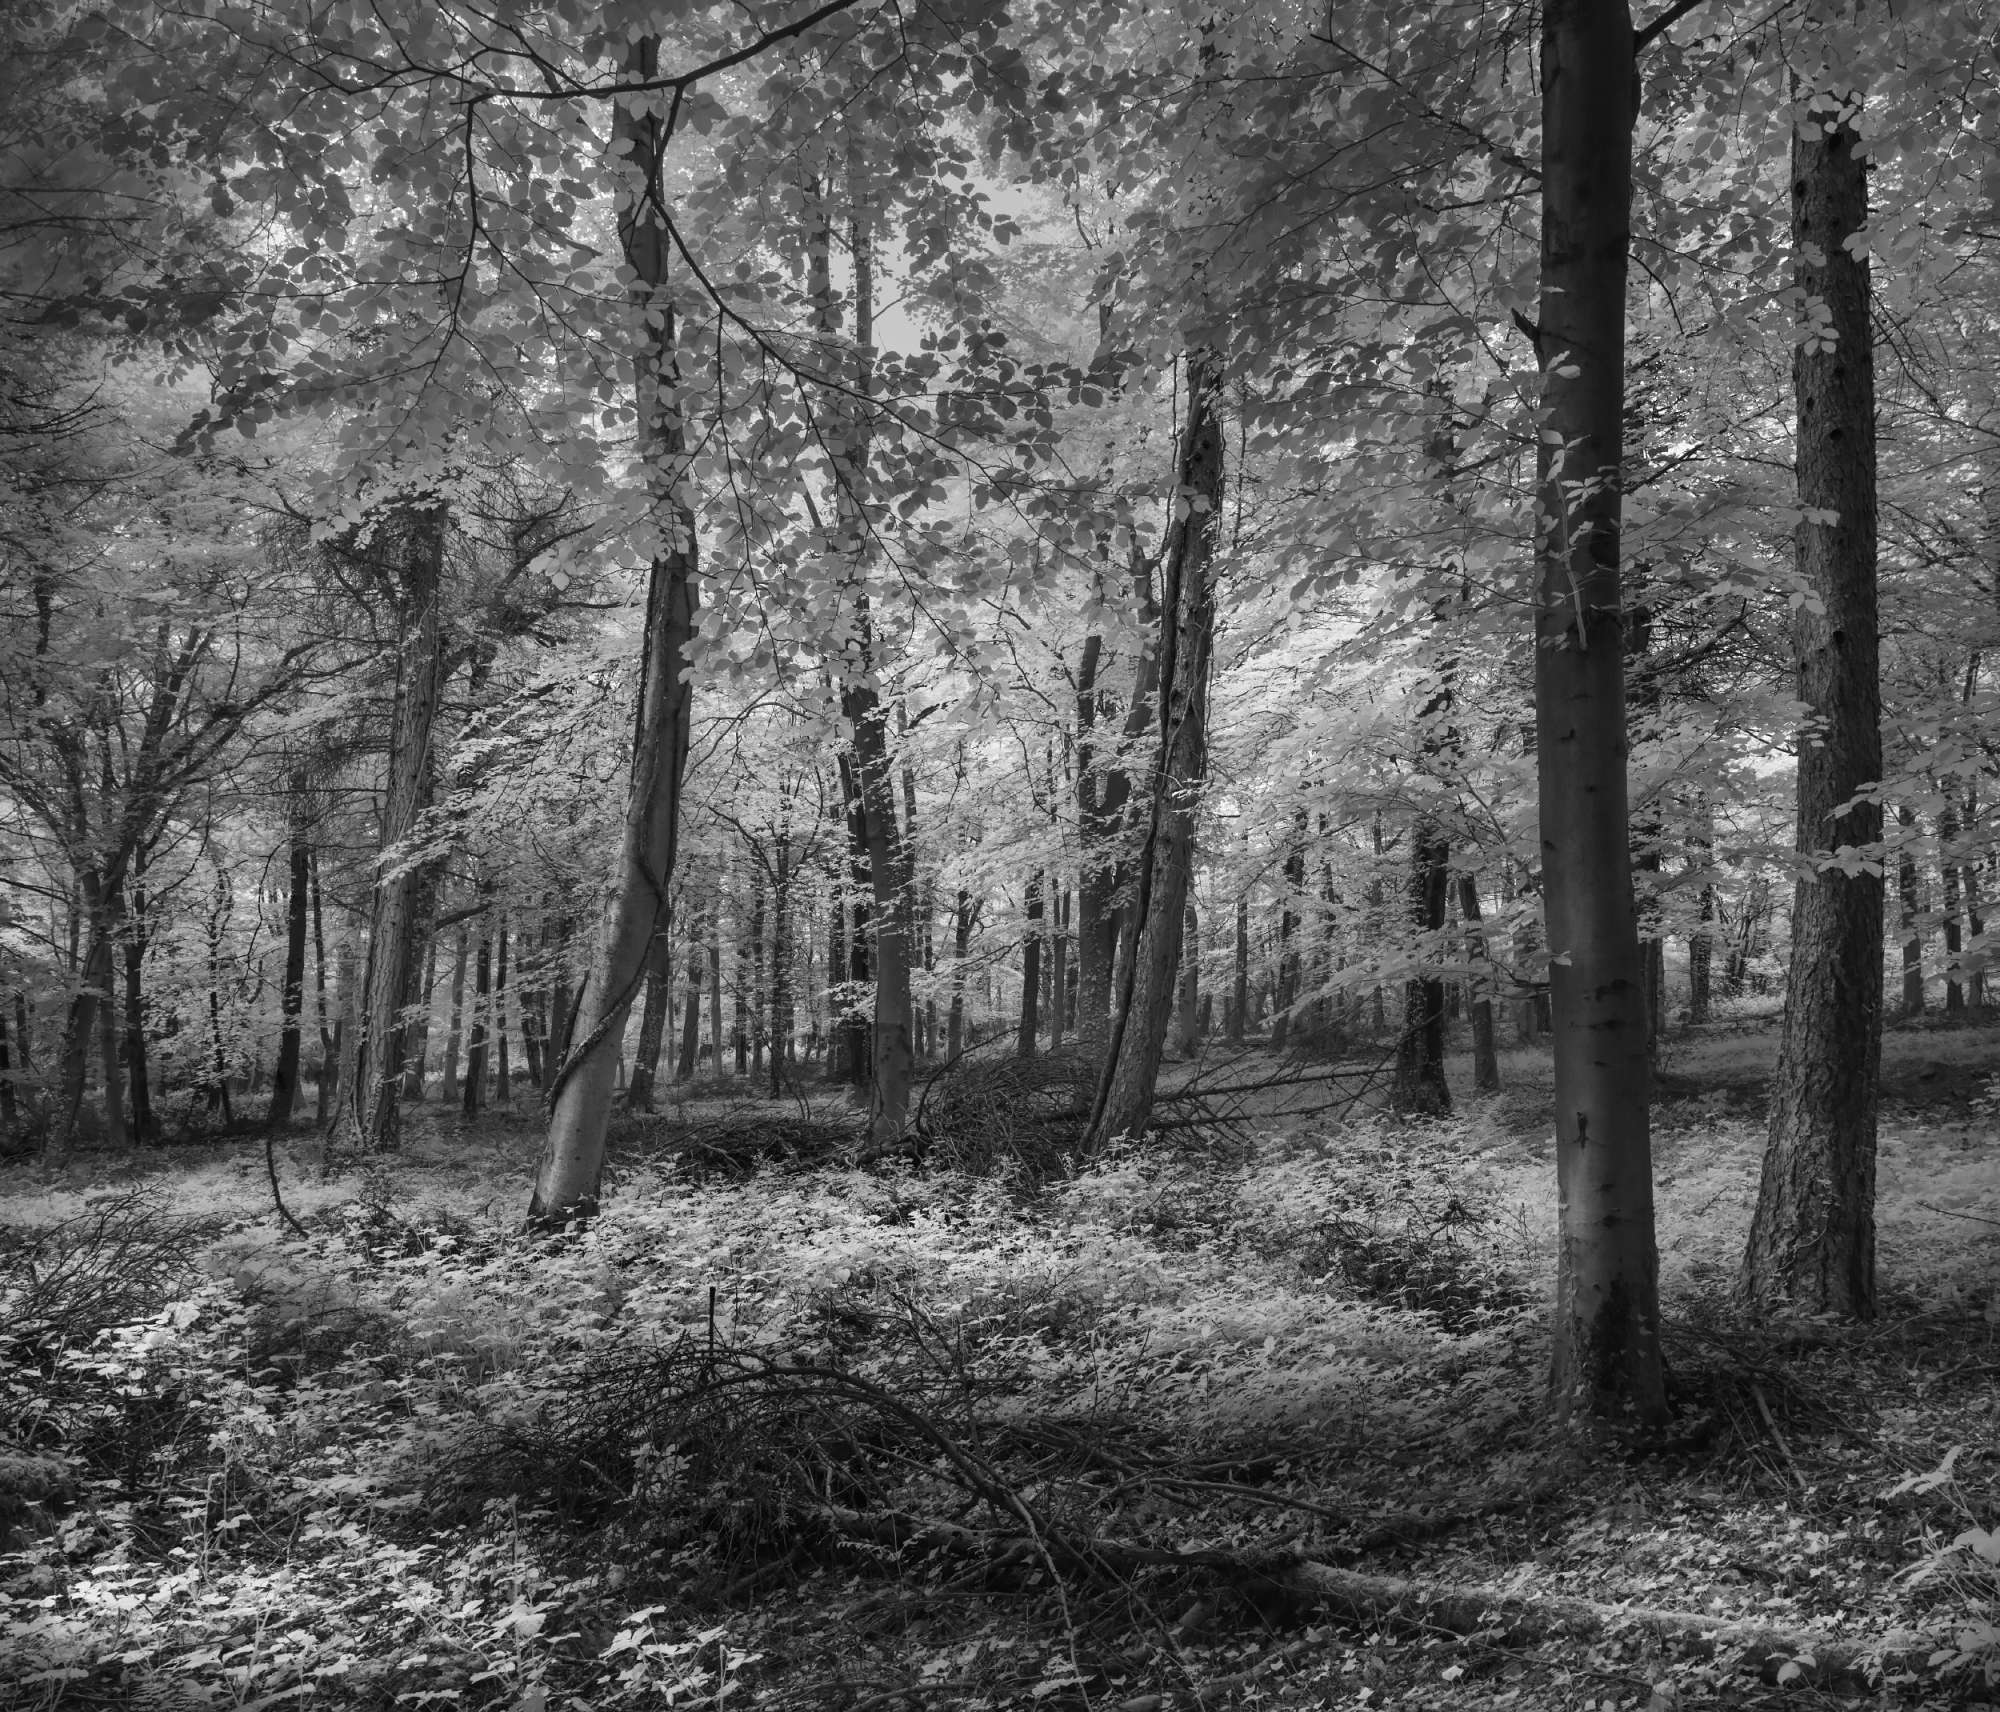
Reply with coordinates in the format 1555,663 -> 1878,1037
1087,353 -> 1224,1151
1459,875 -> 1500,1093
530,34 -> 698,1220
346,502 -> 449,1151
268,791 -> 311,1126
1532,0 -> 1664,1423
1740,92 -> 1882,1320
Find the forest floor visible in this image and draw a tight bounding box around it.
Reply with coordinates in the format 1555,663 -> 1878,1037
4,1008 -> 2000,1712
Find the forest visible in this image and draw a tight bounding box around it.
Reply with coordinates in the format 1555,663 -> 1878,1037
4,0 -> 2000,1706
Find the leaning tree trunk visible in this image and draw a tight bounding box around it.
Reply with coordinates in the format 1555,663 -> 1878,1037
530,34 -> 699,1221
1740,87 -> 1883,1320
1532,0 -> 1665,1424
1087,352 -> 1224,1151
347,502 -> 448,1152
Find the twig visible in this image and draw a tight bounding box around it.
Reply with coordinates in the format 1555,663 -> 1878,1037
1750,1383 -> 1807,1491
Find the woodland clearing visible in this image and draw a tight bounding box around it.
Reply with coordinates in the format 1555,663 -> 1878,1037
3,1011 -> 1999,1712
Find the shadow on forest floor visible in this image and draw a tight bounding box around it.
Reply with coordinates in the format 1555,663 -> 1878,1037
3,1011 -> 2000,1712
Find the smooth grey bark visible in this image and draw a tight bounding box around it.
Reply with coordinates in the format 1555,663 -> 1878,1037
1531,0 -> 1665,1423
530,35 -> 699,1220
1459,874 -> 1500,1093
1740,90 -> 1883,1320
1087,352 -> 1224,1151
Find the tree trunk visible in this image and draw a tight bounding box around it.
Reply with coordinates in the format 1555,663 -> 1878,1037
1050,889 -> 1069,1052
1270,811 -> 1307,1055
768,853 -> 793,1098
1230,893 -> 1249,1044
1087,352 -> 1224,1151
1964,787 -> 1985,1012
947,888 -> 972,1063
1532,0 -> 1664,1424
1173,900 -> 1200,1060
269,794 -> 311,1127
340,502 -> 448,1150
531,34 -> 699,1221
463,923 -> 491,1117
1941,796 -> 1964,1014
1897,805 -> 1924,1016
1017,871 -> 1044,1057
123,862 -> 154,1143
627,929 -> 672,1111
1392,818 -> 1452,1115
1459,874 -> 1500,1093
404,934 -> 436,1102
675,916 -> 702,1079
1740,90 -> 1883,1320
439,926 -> 469,1104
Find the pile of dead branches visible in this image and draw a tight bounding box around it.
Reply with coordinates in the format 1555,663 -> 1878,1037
917,1045 -> 1100,1179
613,1110 -> 867,1180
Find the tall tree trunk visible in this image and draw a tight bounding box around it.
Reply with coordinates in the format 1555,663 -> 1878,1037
1230,892 -> 1249,1043
1941,797 -> 1964,1014
99,888 -> 126,1148
675,914 -> 702,1079
1087,352 -> 1224,1150
1017,871 -> 1044,1057
1964,786 -> 1985,1013
709,923 -> 724,1076
440,926 -> 470,1103
531,34 -> 699,1220
1459,874 -> 1500,1093
1686,803 -> 1715,1026
768,852 -> 793,1098
269,790 -> 311,1126
627,929 -> 672,1111
345,501 -> 448,1152
1172,900 -> 1200,1059
124,859 -> 154,1143
1050,889 -> 1069,1052
463,923 -> 491,1118
1897,805 -> 1925,1016
492,916 -> 510,1103
947,888 -> 973,1063
749,874 -> 766,1077
1392,819 -> 1452,1115
1532,0 -> 1664,1423
403,934 -> 435,1101
1270,811 -> 1307,1054
1740,88 -> 1883,1319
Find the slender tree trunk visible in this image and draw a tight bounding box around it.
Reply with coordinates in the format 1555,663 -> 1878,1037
269,792 -> 311,1127
1088,352 -> 1224,1150
492,917 -> 510,1103
99,889 -> 126,1148
341,502 -> 448,1151
1050,889 -> 1069,1052
124,861 -> 154,1143
1172,901 -> 1200,1059
1271,811 -> 1307,1054
749,875 -> 766,1077
1897,806 -> 1925,1016
1460,874 -> 1500,1093
768,854 -> 792,1099
1018,871 -> 1044,1057
1392,818 -> 1452,1115
404,934 -> 435,1102
1230,892 -> 1249,1044
709,925 -> 724,1077
0,1007 -> 15,1141
1941,797 -> 1965,1014
1741,89 -> 1883,1320
440,926 -> 469,1104
1964,787 -> 1985,1013
947,888 -> 972,1063
531,34 -> 699,1220
627,929 -> 672,1111
1532,0 -> 1664,1423
463,924 -> 491,1118
676,915 -> 702,1079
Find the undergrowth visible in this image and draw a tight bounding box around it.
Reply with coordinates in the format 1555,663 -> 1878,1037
1,1055 -> 1998,1711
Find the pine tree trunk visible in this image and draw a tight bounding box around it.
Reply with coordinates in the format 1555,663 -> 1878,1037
1087,353 -> 1224,1150
269,793 -> 311,1126
530,35 -> 699,1220
1741,90 -> 1883,1320
1532,0 -> 1664,1423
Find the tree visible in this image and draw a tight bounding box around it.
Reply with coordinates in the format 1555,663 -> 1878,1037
1739,79 -> 1883,1319
1530,0 -> 1664,1424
